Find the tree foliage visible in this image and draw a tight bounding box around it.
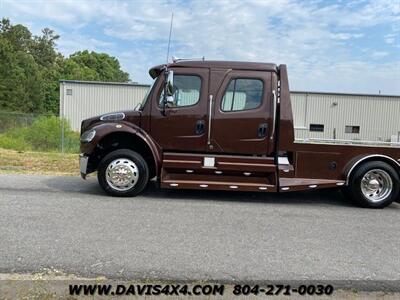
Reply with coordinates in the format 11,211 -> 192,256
65,51 -> 129,82
0,18 -> 130,114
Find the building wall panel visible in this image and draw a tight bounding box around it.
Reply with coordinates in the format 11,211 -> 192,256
60,81 -> 149,131
291,92 -> 400,143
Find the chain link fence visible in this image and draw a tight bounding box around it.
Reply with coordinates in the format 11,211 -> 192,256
0,111 -> 49,133
0,111 -> 80,153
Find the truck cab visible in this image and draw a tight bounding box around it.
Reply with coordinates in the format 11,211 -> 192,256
79,60 -> 400,208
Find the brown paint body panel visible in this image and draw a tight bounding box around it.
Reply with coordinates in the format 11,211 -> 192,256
292,143 -> 400,180
277,64 -> 295,151
161,152 -> 278,192
163,152 -> 276,172
279,178 -> 345,192
80,60 -> 400,193
150,60 -> 277,78
149,67 -> 209,152
210,70 -> 274,155
161,180 -> 276,192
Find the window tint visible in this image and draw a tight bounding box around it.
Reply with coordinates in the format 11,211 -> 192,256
221,78 -> 263,112
159,75 -> 201,107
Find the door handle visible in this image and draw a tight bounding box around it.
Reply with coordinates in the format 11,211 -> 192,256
196,120 -> 205,135
258,123 -> 268,138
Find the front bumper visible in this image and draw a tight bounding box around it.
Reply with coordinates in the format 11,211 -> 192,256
79,154 -> 89,179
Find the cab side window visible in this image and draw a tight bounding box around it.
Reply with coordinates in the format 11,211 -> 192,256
159,75 -> 201,107
221,78 -> 263,112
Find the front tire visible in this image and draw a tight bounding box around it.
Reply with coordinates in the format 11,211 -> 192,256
97,149 -> 149,197
345,161 -> 399,208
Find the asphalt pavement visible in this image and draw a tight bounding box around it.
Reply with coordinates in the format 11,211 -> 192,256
0,174 -> 399,291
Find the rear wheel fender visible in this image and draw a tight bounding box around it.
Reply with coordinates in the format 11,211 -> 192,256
345,154 -> 400,185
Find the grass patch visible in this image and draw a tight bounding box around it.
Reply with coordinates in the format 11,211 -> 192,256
0,115 -> 79,153
0,148 -> 79,175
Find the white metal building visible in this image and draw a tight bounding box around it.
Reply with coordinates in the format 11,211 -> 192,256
59,80 -> 149,131
291,91 -> 400,143
60,80 -> 400,143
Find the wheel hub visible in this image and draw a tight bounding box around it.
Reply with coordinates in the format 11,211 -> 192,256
366,179 -> 380,191
106,158 -> 139,191
361,169 -> 393,202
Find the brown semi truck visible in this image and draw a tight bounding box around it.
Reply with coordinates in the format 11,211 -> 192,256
79,60 -> 400,208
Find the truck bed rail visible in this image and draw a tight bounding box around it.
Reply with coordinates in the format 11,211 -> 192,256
295,138 -> 400,148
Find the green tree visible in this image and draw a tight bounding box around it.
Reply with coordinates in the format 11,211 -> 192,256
40,54 -> 64,113
64,50 -> 129,82
61,58 -> 101,81
0,18 -> 131,115
0,18 -> 32,52
30,28 -> 60,68
0,35 -> 44,113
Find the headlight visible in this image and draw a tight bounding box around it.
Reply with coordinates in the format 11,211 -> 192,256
80,129 -> 96,143
100,112 -> 125,121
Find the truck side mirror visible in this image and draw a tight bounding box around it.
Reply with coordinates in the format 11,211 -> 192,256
166,95 -> 174,105
166,70 -> 174,97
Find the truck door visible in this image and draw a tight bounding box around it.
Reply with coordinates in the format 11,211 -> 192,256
209,70 -> 275,155
150,68 -> 209,152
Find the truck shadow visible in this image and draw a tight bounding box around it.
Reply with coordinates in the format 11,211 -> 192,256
45,176 -> 399,209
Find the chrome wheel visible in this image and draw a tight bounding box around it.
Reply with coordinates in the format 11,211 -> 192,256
105,158 -> 139,191
361,169 -> 393,202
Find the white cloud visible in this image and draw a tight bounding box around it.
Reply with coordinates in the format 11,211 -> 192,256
330,33 -> 364,40
291,60 -> 400,95
384,33 -> 398,45
56,36 -> 116,56
370,51 -> 389,58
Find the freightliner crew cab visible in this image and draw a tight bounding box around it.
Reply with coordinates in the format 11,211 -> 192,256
79,60 -> 400,208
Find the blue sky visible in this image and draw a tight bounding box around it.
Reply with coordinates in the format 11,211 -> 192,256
1,0 -> 399,94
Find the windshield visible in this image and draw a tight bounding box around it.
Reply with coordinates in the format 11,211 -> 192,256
136,78 -> 157,111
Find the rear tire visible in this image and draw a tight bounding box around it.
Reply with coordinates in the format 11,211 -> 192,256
97,149 -> 149,197
344,161 -> 399,208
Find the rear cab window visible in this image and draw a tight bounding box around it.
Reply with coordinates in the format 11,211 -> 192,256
221,78 -> 264,112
